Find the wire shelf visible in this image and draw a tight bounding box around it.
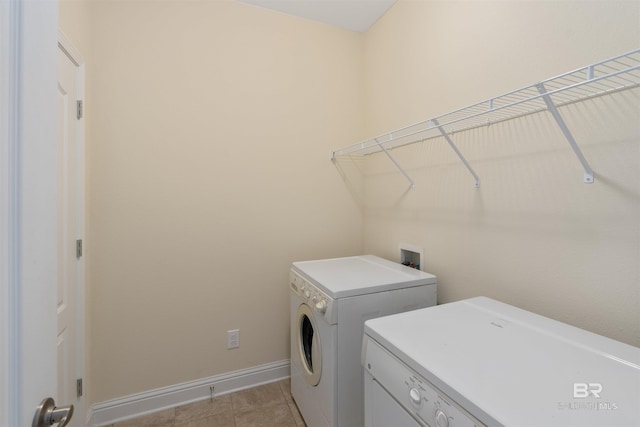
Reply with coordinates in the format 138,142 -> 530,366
332,49 -> 640,160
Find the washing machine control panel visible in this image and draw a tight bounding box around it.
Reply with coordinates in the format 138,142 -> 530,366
290,270 -> 336,324
364,337 -> 485,427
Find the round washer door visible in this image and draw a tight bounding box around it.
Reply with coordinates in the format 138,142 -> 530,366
296,303 -> 322,386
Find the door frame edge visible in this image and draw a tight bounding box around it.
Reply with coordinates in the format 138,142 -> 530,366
1,0 -> 25,425
58,28 -> 88,426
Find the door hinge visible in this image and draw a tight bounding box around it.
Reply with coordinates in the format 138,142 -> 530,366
76,239 -> 83,259
76,100 -> 83,120
76,378 -> 83,398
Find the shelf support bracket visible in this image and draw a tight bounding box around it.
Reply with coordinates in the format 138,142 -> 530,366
535,83 -> 594,183
432,119 -> 480,188
376,138 -> 416,190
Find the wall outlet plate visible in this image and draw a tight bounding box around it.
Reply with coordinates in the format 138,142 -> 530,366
227,329 -> 239,349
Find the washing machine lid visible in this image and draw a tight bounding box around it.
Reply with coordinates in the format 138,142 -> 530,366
363,297 -> 640,427
292,255 -> 436,299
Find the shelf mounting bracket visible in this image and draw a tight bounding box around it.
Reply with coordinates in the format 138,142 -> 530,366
376,137 -> 416,190
536,83 -> 594,183
432,119 -> 480,188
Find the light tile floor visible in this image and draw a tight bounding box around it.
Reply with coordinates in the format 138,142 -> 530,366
108,379 -> 306,427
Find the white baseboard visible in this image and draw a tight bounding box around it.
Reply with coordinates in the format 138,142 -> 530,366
89,359 -> 290,426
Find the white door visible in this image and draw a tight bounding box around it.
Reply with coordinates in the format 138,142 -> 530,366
0,0 -> 66,426
57,33 -> 86,427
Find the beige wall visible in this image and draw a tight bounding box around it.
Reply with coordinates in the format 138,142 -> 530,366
86,1 -> 364,402
58,0 -> 91,62
357,0 -> 640,346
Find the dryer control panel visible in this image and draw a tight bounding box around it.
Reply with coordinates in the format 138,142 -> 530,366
363,336 -> 485,427
290,270 -> 336,325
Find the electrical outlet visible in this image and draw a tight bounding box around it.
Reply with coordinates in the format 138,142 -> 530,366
227,329 -> 239,349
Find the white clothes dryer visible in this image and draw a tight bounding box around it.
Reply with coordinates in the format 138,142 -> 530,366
362,297 -> 640,427
289,255 -> 437,427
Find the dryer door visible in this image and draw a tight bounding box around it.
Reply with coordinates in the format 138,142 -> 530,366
296,303 -> 322,386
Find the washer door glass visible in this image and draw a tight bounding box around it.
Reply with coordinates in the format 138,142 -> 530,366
296,303 -> 322,386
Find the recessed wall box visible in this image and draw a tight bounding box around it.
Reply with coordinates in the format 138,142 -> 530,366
399,243 -> 424,271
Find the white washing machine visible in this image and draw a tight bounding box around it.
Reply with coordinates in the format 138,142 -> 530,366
362,297 -> 640,427
290,255 -> 437,427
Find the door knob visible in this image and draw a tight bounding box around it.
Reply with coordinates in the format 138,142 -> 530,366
32,397 -> 74,427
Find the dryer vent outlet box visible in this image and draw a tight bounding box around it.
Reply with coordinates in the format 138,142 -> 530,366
400,244 -> 423,271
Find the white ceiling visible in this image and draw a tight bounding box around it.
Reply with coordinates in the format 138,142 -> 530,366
236,0 -> 397,32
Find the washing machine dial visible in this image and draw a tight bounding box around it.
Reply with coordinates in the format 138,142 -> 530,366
315,299 -> 327,314
434,409 -> 449,427
304,289 -> 311,299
